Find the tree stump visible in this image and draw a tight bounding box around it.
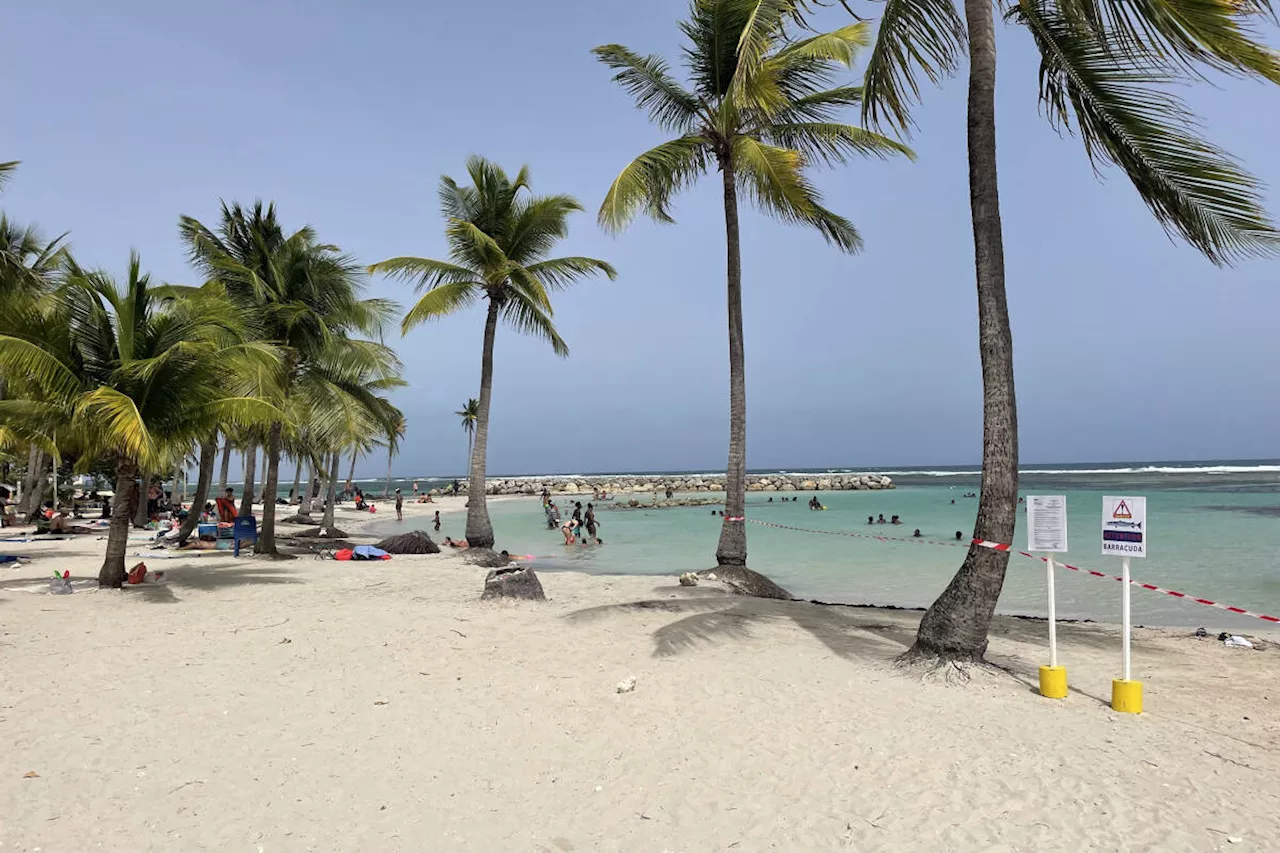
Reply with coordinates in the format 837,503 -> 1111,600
481,567 -> 546,602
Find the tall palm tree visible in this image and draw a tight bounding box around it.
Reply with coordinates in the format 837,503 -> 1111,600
825,0 -> 1279,658
0,253 -> 276,586
456,398 -> 479,468
180,202 -> 398,555
595,0 -> 908,586
384,412 -> 407,498
370,157 -> 616,549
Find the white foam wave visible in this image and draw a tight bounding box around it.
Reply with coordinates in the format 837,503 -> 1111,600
877,465 -> 1280,477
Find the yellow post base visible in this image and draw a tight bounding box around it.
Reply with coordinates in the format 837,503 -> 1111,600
1111,679 -> 1144,714
1038,665 -> 1068,699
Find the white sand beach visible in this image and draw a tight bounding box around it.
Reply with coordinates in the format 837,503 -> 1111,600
3,500 -> 1279,852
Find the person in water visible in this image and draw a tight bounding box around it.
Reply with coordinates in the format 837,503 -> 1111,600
891,515 -> 902,525
955,531 -> 963,541
584,503 -> 599,541
912,529 -> 922,537
561,517 -> 578,545
433,510 -> 441,531
876,514 -> 887,524
867,516 -> 874,525
442,537 -> 469,549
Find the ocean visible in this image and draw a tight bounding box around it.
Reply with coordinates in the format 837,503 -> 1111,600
348,461 -> 1280,631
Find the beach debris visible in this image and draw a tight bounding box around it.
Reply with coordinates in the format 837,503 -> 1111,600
48,571 -> 73,595
480,566 -> 546,601
1195,627 -> 1208,637
1224,635 -> 1255,649
678,572 -> 699,587
23,771 -> 39,778
616,676 -> 637,694
374,700 -> 389,706
374,530 -> 441,554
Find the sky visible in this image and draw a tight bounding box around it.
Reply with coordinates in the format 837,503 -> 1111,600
5,0 -> 1280,478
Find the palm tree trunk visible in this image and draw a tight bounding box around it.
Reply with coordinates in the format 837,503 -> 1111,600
465,300 -> 500,549
291,461 -> 302,504
99,459 -> 138,588
171,459 -> 182,509
714,160 -> 748,568
133,473 -> 151,528
239,444 -> 257,517
257,421 -> 284,555
909,0 -> 1018,662
18,446 -> 43,516
346,451 -> 357,493
300,460 -> 316,516
385,448 -> 393,499
321,450 -> 340,532
176,437 -> 217,544
24,454 -> 50,523
217,438 -> 232,495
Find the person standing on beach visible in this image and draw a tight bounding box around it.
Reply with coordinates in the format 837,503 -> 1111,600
394,489 -> 403,521
413,480 -> 419,497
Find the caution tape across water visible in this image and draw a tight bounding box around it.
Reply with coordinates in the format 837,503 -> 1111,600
742,517 -> 1280,625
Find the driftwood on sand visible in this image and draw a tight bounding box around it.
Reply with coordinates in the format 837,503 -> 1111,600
374,530 -> 441,555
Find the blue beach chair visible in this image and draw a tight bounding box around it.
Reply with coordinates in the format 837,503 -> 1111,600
233,516 -> 258,556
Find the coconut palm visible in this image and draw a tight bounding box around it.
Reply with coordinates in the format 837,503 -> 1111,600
384,412 -> 407,498
804,0 -> 1280,659
370,157 -> 616,549
180,202 -> 399,555
0,253 -> 277,586
594,0 -> 909,584
456,398 -> 479,466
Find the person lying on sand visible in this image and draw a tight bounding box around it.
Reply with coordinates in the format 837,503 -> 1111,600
442,537 -> 469,549
48,514 -> 93,534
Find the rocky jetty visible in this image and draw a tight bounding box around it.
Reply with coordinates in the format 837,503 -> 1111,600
426,473 -> 894,497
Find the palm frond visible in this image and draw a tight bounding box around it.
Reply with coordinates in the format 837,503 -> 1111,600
861,0 -> 968,132
591,44 -> 704,131
367,256 -> 480,290
500,290 -> 570,357
1019,0 -> 1279,264
733,137 -> 863,252
599,135 -> 713,232
1055,0 -> 1280,83
0,161 -> 17,192
733,0 -> 799,94
762,121 -> 915,165
522,256 -> 619,290
401,281 -> 484,332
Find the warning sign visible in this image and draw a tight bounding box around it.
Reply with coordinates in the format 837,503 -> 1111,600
1102,495 -> 1146,558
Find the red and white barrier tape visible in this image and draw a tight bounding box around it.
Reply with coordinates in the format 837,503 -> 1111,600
741,518 -> 1280,624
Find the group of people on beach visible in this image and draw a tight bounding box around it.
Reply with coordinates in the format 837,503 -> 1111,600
543,497 -> 602,545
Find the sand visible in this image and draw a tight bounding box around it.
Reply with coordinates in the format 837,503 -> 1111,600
2,499 -> 1279,852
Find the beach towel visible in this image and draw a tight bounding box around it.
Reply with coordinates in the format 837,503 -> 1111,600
334,548 -> 354,561
352,545 -> 391,561
215,497 -> 237,523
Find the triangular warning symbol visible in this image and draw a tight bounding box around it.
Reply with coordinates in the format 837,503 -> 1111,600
1113,500 -> 1132,519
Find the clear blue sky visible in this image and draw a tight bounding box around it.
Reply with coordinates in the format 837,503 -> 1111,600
5,0 -> 1279,477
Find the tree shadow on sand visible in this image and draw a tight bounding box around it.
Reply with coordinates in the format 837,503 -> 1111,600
121,565 -> 306,603
565,590 -> 919,664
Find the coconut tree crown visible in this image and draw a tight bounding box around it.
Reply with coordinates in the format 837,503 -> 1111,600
595,0 -> 912,248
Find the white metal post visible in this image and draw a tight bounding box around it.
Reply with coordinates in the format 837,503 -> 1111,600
1121,556 -> 1132,681
1046,555 -> 1058,668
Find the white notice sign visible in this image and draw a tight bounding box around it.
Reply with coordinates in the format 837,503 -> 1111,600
1102,496 -> 1147,558
1027,495 -> 1069,552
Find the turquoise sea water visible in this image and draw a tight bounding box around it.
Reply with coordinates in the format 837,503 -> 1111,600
359,461 -> 1280,631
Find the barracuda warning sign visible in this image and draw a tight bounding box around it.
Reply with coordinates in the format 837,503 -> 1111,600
1102,496 -> 1146,558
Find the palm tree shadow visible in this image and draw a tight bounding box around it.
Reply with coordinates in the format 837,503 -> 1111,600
566,594 -> 917,663
143,565 -> 306,596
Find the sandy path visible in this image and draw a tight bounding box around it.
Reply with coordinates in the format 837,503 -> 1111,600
2,509 -> 1279,852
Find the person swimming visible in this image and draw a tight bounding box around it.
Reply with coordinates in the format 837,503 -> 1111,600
955,531 -> 963,541
868,516 -> 874,525
913,529 -> 922,537
877,514 -> 887,524
891,515 -> 902,525
442,537 -> 469,549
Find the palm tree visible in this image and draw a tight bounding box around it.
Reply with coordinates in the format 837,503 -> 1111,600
594,0 -> 908,585
384,412 -> 407,498
828,0 -> 1279,659
370,157 -> 616,549
0,253 -> 276,586
456,398 -> 479,468
180,202 -> 398,555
